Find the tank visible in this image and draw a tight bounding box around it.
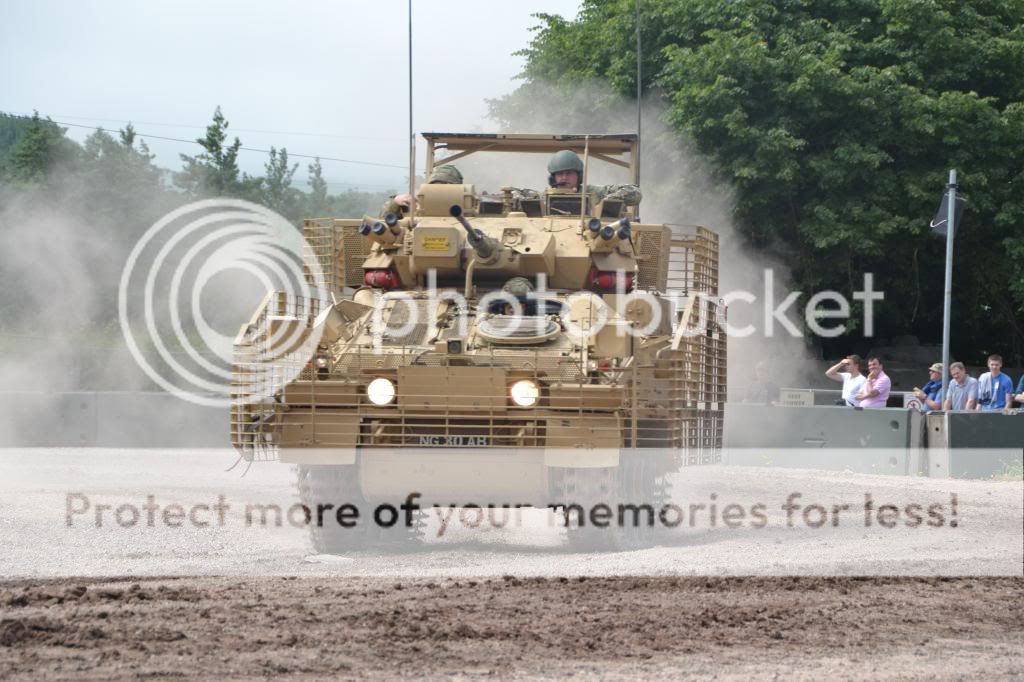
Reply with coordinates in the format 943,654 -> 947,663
231,133 -> 726,551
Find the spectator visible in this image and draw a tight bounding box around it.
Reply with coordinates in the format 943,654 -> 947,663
912,363 -> 944,413
1015,373 -> 1024,407
976,354 -> 1014,411
855,356 -> 892,408
942,362 -> 978,411
824,355 -> 866,407
743,362 -> 780,404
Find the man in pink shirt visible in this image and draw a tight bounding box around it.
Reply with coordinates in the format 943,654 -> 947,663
855,356 -> 891,408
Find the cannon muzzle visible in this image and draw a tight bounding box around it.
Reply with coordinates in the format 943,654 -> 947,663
450,204 -> 500,261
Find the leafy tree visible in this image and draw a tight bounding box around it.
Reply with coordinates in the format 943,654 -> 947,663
174,106 -> 243,197
0,113 -> 37,159
78,124 -> 174,228
306,157 -> 330,217
497,0 -> 1024,364
261,146 -> 300,222
0,112 -> 79,185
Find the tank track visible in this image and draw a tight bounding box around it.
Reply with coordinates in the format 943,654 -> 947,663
295,464 -> 426,554
550,452 -> 672,551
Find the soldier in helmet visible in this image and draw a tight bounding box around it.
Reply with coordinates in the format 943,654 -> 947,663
499,276 -> 534,315
546,149 -> 642,206
381,164 -> 464,216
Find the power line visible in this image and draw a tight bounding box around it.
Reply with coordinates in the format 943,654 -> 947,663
31,112 -> 403,143
3,111 -> 408,170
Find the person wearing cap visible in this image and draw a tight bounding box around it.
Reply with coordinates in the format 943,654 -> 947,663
544,150 -> 642,205
912,363 -> 945,413
380,164 -> 464,217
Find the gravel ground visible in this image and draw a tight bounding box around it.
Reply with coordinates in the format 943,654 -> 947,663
1,449 -> 1021,679
0,576 -> 1021,680
1,449 -> 1021,577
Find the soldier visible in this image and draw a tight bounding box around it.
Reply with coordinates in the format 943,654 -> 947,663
381,164 -> 463,216
545,149 -> 642,206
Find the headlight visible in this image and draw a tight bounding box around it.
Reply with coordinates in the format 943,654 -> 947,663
510,379 -> 539,407
366,377 -> 396,406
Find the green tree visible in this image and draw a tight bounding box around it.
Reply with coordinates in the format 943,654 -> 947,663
174,106 -> 243,197
261,146 -> 299,222
78,124 -> 173,228
497,0 -> 1024,363
0,112 -> 79,185
306,157 -> 330,217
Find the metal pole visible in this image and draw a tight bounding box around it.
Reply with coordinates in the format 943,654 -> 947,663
634,0 -> 642,222
635,0 -> 642,187
940,169 -> 956,402
407,0 -> 416,221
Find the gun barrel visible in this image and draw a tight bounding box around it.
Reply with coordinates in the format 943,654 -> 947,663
450,205 -> 498,260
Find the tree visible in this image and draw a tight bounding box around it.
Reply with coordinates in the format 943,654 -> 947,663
174,106 -> 243,197
261,146 -> 299,222
496,0 -> 1024,363
78,124 -> 172,228
306,157 -> 330,217
0,112 -> 79,185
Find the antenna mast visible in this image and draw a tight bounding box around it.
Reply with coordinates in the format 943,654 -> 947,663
635,0 -> 642,219
407,0 -> 416,220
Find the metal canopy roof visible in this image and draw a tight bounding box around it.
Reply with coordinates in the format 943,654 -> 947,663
422,132 -> 637,156
422,133 -> 639,181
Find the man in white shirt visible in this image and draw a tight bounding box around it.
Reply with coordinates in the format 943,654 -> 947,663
825,355 -> 867,407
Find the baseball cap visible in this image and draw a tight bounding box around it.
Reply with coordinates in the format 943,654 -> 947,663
928,363 -> 943,373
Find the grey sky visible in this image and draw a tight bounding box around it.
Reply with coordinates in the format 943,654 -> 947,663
0,0 -> 580,191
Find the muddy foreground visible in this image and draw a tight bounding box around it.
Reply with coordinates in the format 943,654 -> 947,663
1,577 -> 1021,679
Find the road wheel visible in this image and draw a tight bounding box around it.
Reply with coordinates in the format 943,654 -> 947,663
295,464 -> 425,554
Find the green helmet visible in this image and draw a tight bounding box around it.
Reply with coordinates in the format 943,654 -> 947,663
547,150 -> 583,174
502,276 -> 534,298
427,164 -> 463,184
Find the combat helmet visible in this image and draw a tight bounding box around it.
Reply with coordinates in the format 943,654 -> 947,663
427,164 -> 463,184
547,150 -> 583,174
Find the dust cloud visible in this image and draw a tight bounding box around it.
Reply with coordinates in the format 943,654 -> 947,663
457,82 -> 820,398
0,176 -> 266,446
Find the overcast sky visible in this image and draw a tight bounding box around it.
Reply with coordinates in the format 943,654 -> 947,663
1,0 -> 581,191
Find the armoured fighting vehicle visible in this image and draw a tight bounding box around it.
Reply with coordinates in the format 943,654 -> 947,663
232,133 -> 726,550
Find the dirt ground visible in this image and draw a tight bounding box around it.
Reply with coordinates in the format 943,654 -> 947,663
1,577 -> 1021,680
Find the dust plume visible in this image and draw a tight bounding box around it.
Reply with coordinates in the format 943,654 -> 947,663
0,176 -> 266,446
466,82 -> 820,397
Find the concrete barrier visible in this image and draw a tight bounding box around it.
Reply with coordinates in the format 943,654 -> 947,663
723,403 -> 924,474
925,411 -> 1024,478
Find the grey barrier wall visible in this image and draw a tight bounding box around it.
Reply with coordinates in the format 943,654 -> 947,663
722,404 -> 924,475
3,393 -> 1018,480
925,412 -> 1024,478
724,403 -> 1022,478
0,392 -> 229,448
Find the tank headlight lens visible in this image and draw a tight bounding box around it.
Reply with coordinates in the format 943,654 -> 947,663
510,379 -> 539,407
366,377 -> 396,406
